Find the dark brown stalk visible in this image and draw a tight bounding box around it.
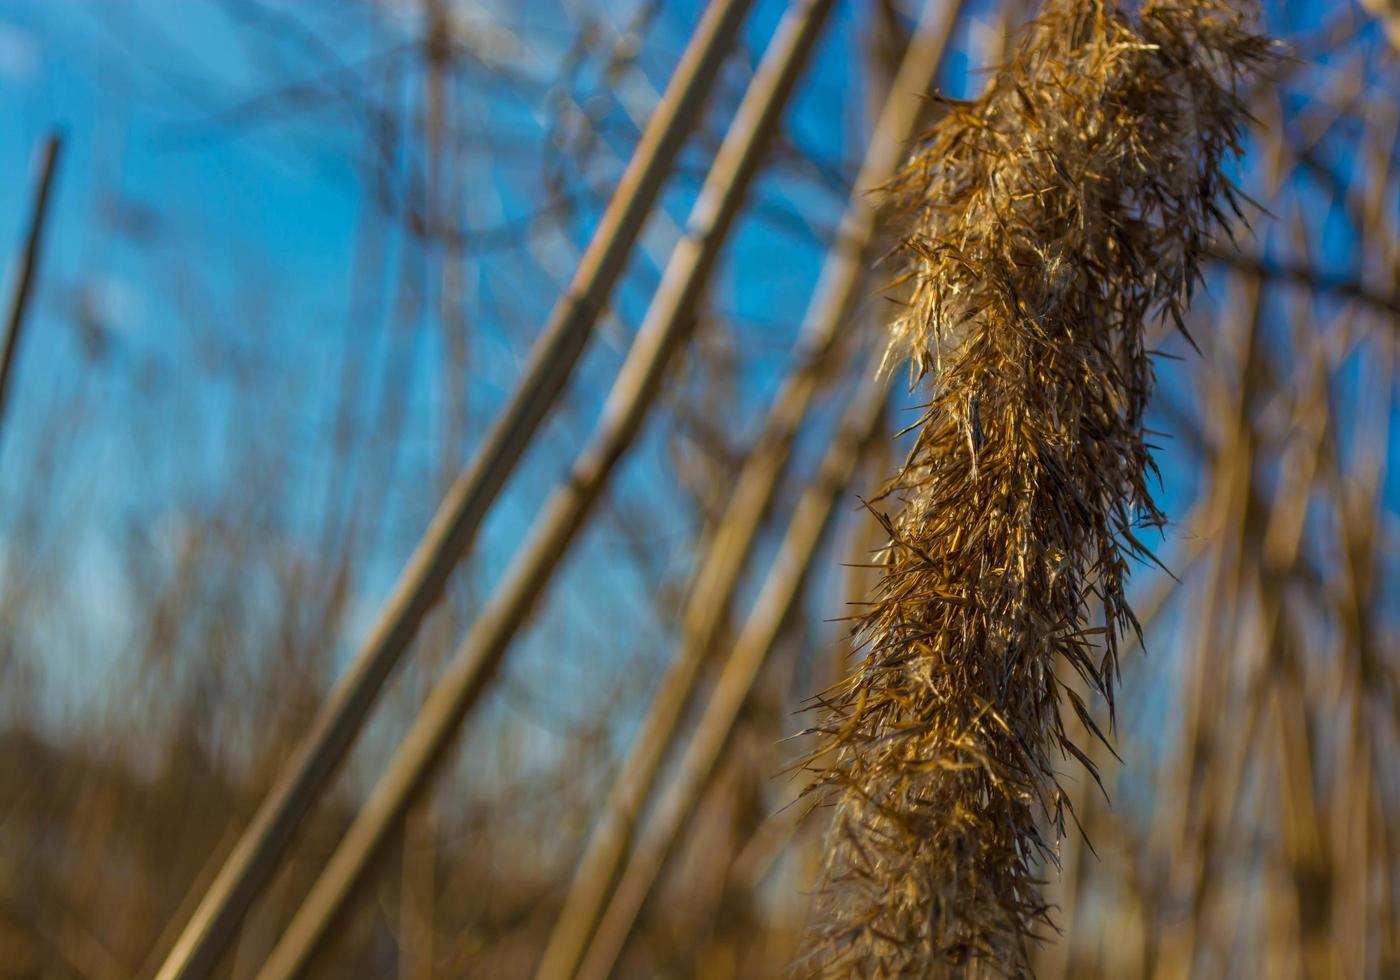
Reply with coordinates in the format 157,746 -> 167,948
0,133 -> 63,455
802,2 -> 1275,975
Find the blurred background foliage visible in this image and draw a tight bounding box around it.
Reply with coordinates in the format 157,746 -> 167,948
0,0 -> 1394,977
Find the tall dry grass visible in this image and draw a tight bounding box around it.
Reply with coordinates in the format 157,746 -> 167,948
802,1 -> 1275,975
3,2 -> 1396,978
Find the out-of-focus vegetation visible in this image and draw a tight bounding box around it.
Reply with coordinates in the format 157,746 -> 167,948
0,1 -> 1394,978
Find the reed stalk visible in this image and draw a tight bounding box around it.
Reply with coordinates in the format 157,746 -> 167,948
576,366 -> 890,980
152,3 -> 753,975
251,3 -> 832,974
536,2 -> 963,974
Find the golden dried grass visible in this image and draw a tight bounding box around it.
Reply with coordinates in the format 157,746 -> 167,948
801,1 -> 1276,975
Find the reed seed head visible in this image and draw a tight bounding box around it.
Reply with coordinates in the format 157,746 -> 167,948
803,1 -> 1275,976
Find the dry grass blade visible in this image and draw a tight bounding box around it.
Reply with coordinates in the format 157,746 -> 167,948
802,2 -> 1277,976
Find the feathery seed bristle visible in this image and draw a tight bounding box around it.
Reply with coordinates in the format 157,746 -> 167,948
802,2 -> 1276,976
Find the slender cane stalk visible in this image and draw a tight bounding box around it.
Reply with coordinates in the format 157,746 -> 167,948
252,3 -> 834,976
152,3 -> 754,976
577,367 -> 890,980
536,2 -> 964,974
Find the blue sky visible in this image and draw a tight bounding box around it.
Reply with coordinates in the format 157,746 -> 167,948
0,0 -> 900,746
0,0 -> 1394,787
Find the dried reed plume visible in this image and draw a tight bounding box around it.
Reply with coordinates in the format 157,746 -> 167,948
802,1 -> 1274,975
